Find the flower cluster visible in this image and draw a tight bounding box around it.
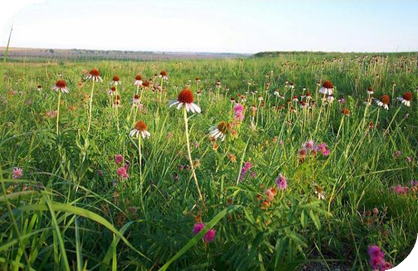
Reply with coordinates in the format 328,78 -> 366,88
390,180 -> 417,196
368,245 -> 392,271
239,161 -> 253,182
299,140 -> 330,162
193,223 -> 216,242
233,103 -> 245,123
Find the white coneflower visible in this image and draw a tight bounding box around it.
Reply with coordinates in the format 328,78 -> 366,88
168,88 -> 201,113
327,95 -> 334,103
37,85 -> 42,91
86,68 -> 103,82
258,95 -> 263,101
274,90 -> 284,99
375,95 -> 390,110
134,74 -> 143,86
53,80 -> 69,93
129,121 -> 150,139
113,100 -> 121,108
209,121 -> 231,141
397,92 -> 412,107
292,95 -> 299,102
367,87 -> 374,96
319,81 -> 334,95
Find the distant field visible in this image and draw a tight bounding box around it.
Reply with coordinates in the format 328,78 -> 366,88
0,47 -> 248,61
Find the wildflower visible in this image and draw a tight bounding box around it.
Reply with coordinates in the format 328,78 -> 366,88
12,167 -> 23,179
276,174 -> 287,190
234,103 -> 245,122
53,79 -> 69,93
37,85 -> 42,91
367,87 -> 374,96
319,80 -> 334,95
313,182 -> 326,200
375,95 -> 390,110
327,95 -> 335,103
98,170 -> 103,177
129,121 -> 151,139
111,75 -> 121,86
393,150 -> 401,159
338,98 -> 345,104
407,156 -> 412,163
134,74 -> 143,86
264,188 -> 275,201
142,80 -> 150,88
209,121 -> 231,141
342,107 -> 350,116
168,88 -> 201,113
316,143 -> 330,156
159,70 -> 168,80
305,140 -> 315,150
115,154 -> 123,165
193,223 -> 216,242
117,167 -> 129,179
239,161 -> 253,181
132,94 -> 141,105
86,68 -> 103,82
397,91 -> 412,107
368,245 -> 391,271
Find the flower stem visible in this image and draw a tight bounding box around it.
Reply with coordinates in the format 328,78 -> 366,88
56,91 -> 61,135
87,80 -> 95,133
183,107 -> 203,201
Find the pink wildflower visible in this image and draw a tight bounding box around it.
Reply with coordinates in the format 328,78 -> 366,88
12,168 -> 23,179
276,174 -> 287,190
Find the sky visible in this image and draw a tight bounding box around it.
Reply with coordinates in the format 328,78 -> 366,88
2,0 -> 418,54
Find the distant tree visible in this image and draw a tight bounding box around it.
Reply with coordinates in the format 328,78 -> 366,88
49,49 -> 54,53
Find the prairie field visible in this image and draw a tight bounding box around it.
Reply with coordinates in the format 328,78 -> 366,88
0,53 -> 417,270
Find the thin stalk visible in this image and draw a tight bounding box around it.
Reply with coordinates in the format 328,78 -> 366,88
183,107 -> 203,201
56,91 -> 61,135
87,80 -> 95,133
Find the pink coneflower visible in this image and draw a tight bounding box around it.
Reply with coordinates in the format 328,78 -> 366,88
129,121 -> 150,139
234,103 -> 245,122
193,223 -> 216,242
108,86 -> 117,96
316,143 -> 330,156
111,75 -> 121,86
115,154 -> 123,165
12,167 -> 23,179
53,79 -> 69,93
37,85 -> 42,91
397,91 -> 412,107
319,81 -> 334,95
134,74 -> 143,86
86,68 -> 103,82
169,88 -> 201,113
209,121 -> 231,141
132,94 -> 141,105
159,70 -> 168,80
117,167 -> 129,179
276,174 -> 287,190
375,95 -> 390,110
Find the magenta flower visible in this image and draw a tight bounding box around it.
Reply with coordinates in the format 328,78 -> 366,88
115,154 -> 123,165
234,103 -> 245,122
276,174 -> 287,190
239,161 -> 253,182
12,167 -> 23,179
193,223 -> 216,242
193,223 -> 205,235
117,167 -> 129,179
203,229 -> 216,242
368,245 -> 391,271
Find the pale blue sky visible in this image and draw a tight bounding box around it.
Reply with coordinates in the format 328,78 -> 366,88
2,0 -> 418,53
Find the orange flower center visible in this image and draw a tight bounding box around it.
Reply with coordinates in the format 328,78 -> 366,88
380,95 -> 390,105
178,89 -> 194,103
322,81 -> 333,89
403,92 -> 412,101
134,121 -> 147,131
113,75 -> 120,82
135,74 -> 142,80
160,70 -> 167,76
217,121 -> 231,134
55,80 -> 67,88
89,68 -> 100,77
